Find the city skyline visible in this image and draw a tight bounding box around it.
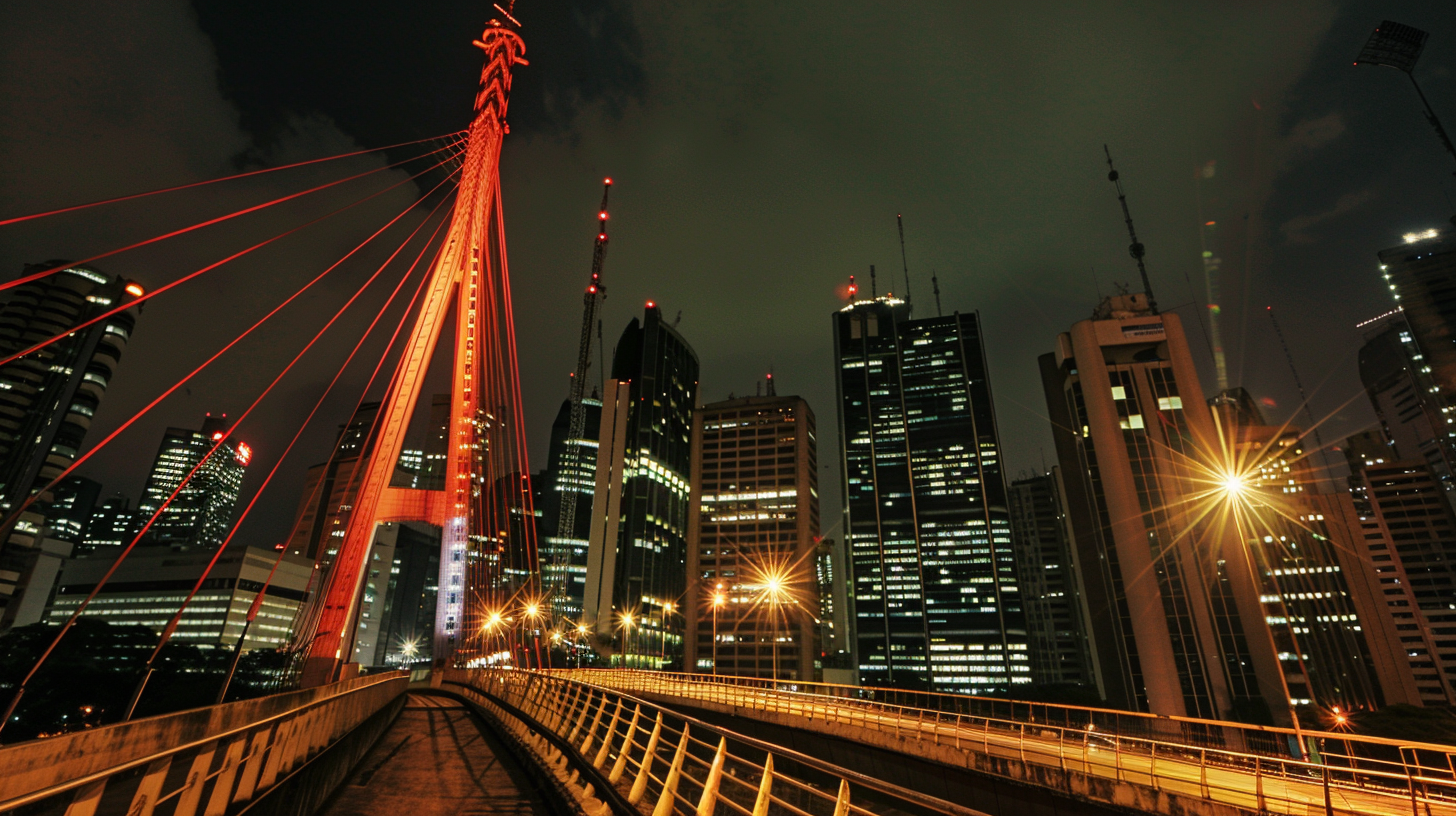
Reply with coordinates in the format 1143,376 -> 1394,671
7,4 -> 1456,556
2,2 -> 1456,715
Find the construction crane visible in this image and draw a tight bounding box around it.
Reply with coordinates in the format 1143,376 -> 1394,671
550,178 -> 611,613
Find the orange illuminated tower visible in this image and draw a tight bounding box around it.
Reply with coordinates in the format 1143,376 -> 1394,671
300,14 -> 536,685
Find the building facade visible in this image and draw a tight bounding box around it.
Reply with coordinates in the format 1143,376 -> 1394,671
47,545 -> 312,652
139,414 -> 249,550
1042,294 -> 1407,723
538,395 -> 602,620
832,297 -> 1028,693
583,304 -> 699,665
684,395 -> 819,680
1008,469 -> 1098,689
348,521 -> 440,667
1374,230 -> 1456,501
1357,319 -> 1456,504
0,261 -> 142,629
1344,437 -> 1456,705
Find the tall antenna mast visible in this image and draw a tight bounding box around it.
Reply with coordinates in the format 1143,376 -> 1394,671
931,269 -> 943,316
870,264 -> 877,298
1104,145 -> 1158,314
897,214 -> 914,315
552,177 -> 612,612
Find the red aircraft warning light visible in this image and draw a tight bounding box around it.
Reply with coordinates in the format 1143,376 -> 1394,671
646,300 -> 656,309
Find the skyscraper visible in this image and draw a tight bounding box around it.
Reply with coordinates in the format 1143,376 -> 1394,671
84,495 -> 143,551
538,395 -> 602,620
583,304 -> 699,663
1344,435 -> 1456,705
1372,229 -> 1456,498
1042,294 -> 1408,723
138,414 -> 250,551
1008,469 -> 1098,689
1357,318 -> 1456,502
0,261 -> 142,629
285,404 -> 381,562
347,521 -> 440,667
832,296 -> 1028,693
684,394 -> 819,680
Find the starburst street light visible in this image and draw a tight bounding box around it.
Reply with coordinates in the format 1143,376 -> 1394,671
618,611 -> 636,667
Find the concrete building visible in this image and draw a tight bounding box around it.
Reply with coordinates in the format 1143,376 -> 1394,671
538,395 -> 602,620
0,261 -> 142,629
1008,469 -> 1098,689
47,545 -> 311,652
1357,319 -> 1456,504
583,304 -> 699,664
139,414 -> 249,551
348,521 -> 439,667
84,495 -> 144,551
832,296 -> 1028,694
1042,294 -> 1409,723
684,394 -> 819,681
1344,435 -> 1456,705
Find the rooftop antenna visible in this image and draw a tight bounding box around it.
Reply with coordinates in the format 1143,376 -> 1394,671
897,214 -> 914,315
931,269 -> 943,316
766,368 -> 776,396
847,274 -> 859,300
1103,145 -> 1158,314
870,264 -> 877,298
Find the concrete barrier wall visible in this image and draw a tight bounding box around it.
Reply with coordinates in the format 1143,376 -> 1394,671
0,673 -> 403,803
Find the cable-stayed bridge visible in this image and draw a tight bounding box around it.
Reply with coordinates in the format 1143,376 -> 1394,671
0,10 -> 1454,816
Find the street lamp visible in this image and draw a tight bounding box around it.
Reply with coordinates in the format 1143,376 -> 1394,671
712,585 -> 725,676
576,623 -> 588,669
1217,469 -> 1311,759
1355,21 -> 1456,181
660,601 -> 674,668
761,569 -> 790,683
619,612 -> 635,668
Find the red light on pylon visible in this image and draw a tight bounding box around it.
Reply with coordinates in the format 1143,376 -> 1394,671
588,285 -> 597,293
646,300 -> 656,309
597,233 -> 606,240
604,177 -> 613,185
599,212 -> 608,220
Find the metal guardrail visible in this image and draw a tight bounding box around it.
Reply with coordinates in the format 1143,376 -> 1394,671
0,671 -> 407,815
556,669 -> 1456,816
445,668 -> 988,816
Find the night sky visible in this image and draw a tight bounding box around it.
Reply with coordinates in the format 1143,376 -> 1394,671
4,1 -> 1456,548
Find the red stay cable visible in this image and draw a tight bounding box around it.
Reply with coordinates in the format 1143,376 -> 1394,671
0,153 -> 464,543
0,137 -> 462,295
284,209 -> 457,661
0,132 -> 465,228
0,145 -> 463,371
133,194 -> 458,687
0,181 -> 460,735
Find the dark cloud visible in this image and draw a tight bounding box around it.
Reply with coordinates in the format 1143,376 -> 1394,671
6,0 -> 1456,552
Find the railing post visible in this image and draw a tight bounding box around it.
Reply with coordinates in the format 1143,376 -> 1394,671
832,779 -> 851,816
569,690 -> 593,743
1149,742 -> 1157,790
751,754 -> 775,816
126,756 -> 172,816
628,713 -> 664,804
65,780 -> 105,816
651,725 -> 690,816
582,694 -> 606,754
1199,748 -> 1208,798
1254,755 -> 1264,812
174,743 -> 217,816
611,705 -> 644,783
696,737 -> 727,816
594,698 -> 624,769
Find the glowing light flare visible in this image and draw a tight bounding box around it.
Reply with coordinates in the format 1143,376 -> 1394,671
234,442 -> 252,466
124,283 -> 144,297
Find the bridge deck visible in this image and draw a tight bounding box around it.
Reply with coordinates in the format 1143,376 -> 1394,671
318,693 -> 549,816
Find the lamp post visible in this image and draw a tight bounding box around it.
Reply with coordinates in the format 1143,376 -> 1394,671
1220,472 -> 1310,759
1355,21 -> 1456,181
712,585 -> 725,676
576,623 -> 588,668
620,612 -> 635,668
660,601 -> 674,668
